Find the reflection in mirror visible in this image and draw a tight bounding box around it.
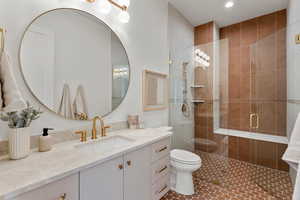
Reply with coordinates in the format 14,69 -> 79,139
20,8 -> 130,120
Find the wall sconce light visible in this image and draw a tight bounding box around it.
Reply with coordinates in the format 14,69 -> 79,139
86,0 -> 130,23
195,49 -> 210,70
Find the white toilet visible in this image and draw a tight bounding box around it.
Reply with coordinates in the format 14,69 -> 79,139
170,149 -> 201,195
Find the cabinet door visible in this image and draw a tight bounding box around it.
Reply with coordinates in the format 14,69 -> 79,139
124,146 -> 152,200
80,156 -> 123,200
12,174 -> 79,200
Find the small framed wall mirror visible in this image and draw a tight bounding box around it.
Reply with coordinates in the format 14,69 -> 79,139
143,70 -> 168,111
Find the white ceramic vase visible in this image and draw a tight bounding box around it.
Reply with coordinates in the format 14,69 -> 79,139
8,127 -> 31,160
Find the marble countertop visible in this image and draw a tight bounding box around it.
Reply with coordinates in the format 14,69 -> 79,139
0,127 -> 172,200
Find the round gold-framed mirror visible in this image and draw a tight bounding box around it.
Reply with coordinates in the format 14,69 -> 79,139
19,8 -> 130,120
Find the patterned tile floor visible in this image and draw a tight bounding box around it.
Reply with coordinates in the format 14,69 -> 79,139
162,151 -> 293,200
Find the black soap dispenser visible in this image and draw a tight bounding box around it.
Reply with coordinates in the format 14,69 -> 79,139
39,128 -> 54,152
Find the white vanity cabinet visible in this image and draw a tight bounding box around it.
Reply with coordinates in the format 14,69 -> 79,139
124,146 -> 152,200
80,156 -> 124,200
10,173 -> 79,200
5,136 -> 171,200
150,138 -> 171,200
80,146 -> 152,200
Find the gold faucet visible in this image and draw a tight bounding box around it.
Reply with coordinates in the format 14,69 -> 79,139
92,116 -> 111,139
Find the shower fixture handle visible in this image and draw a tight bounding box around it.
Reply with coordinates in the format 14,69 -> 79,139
250,113 -> 259,129
250,113 -> 255,129
256,114 -> 259,129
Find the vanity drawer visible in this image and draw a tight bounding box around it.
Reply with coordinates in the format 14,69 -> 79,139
152,157 -> 170,184
11,174 -> 79,200
152,174 -> 170,200
151,139 -> 171,162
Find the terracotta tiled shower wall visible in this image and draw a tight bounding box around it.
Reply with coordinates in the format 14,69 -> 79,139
194,22 -> 228,156
194,11 -> 289,171
194,22 -> 213,147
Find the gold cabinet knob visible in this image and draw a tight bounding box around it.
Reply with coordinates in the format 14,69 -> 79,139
127,160 -> 132,166
118,164 -> 124,170
59,193 -> 66,200
156,165 -> 168,174
75,130 -> 87,142
156,185 -> 168,195
156,146 -> 168,153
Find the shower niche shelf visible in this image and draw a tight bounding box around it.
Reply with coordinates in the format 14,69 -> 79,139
191,99 -> 205,103
190,85 -> 205,88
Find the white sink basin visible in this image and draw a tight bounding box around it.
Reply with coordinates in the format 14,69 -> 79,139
75,135 -> 135,152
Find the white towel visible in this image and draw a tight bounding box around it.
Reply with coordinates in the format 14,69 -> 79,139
293,165 -> 300,200
57,84 -> 73,119
0,51 -> 26,112
73,85 -> 88,120
290,113 -> 300,145
290,113 -> 300,199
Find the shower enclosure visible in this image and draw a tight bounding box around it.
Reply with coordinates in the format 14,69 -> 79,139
168,5 -> 291,171
169,29 -> 288,171
167,6 -> 296,198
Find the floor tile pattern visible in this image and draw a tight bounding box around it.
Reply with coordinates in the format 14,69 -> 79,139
162,151 -> 293,200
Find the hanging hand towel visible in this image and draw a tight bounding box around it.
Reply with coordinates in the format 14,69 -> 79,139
290,113 -> 300,145
73,85 -> 88,120
57,83 -> 74,119
0,51 -> 26,112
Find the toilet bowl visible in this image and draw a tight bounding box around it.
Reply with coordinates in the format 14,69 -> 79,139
170,149 -> 201,195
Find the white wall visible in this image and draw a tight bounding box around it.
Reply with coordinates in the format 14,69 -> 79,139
0,0 -> 169,140
168,4 -> 195,151
213,22 -> 220,131
287,0 -> 300,185
287,0 -> 300,136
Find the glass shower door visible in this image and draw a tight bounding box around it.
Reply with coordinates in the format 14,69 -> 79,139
169,49 -> 195,152
249,28 -> 287,137
249,28 -> 287,170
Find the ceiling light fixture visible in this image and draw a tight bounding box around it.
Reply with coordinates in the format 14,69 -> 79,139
86,0 -> 130,23
225,0 -> 234,8
119,10 -> 130,23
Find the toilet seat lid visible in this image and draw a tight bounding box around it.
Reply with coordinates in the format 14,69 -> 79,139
171,149 -> 201,164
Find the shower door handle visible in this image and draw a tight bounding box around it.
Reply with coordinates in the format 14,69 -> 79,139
250,113 -> 259,129
250,113 -> 255,129
255,114 -> 259,129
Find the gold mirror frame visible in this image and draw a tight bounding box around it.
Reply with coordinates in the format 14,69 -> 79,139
18,8 -> 131,121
